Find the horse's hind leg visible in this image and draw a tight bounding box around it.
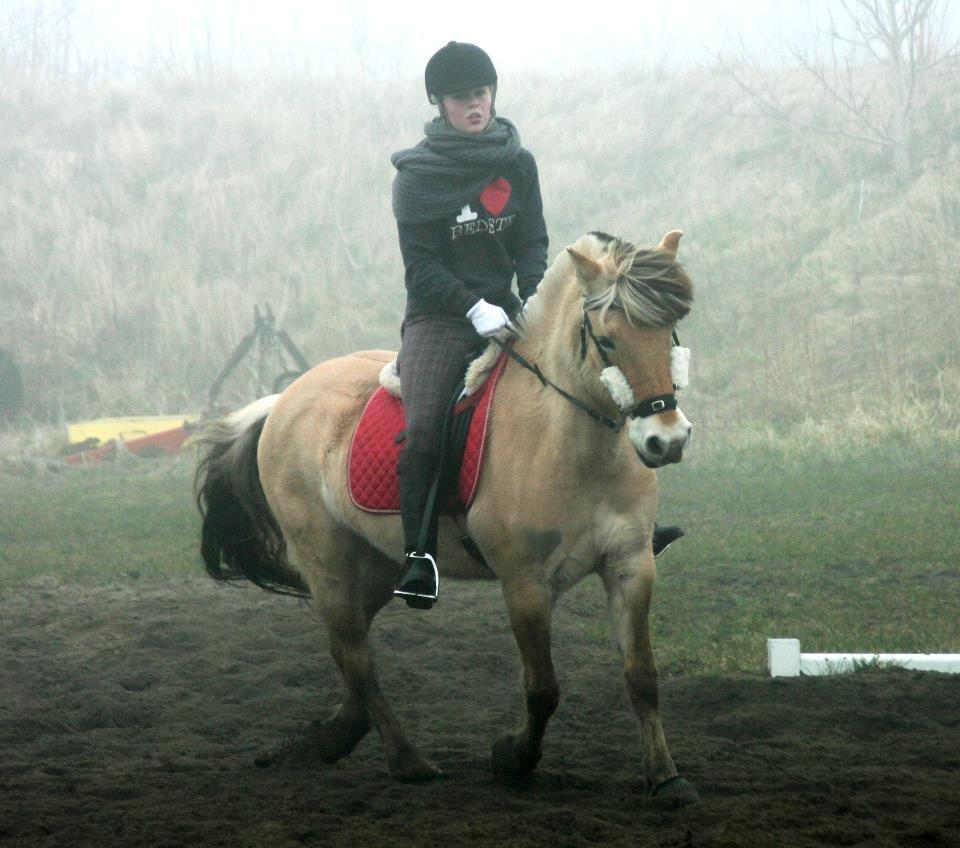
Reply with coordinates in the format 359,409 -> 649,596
601,555 -> 699,807
491,577 -> 559,776
301,571 -> 382,765
299,535 -> 444,782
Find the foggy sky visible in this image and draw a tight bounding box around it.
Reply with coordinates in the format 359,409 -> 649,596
67,0 -> 844,77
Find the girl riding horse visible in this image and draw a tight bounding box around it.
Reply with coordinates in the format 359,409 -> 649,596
389,42 -> 549,607
390,43 -> 684,608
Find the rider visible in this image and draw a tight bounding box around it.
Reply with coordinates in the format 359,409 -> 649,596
390,41 -> 549,608
389,42 -> 684,609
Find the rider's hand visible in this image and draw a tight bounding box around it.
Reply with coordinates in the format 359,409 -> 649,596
466,299 -> 510,338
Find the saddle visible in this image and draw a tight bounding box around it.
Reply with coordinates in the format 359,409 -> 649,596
348,347 -> 509,518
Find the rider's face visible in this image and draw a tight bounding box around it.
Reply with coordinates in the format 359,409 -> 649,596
441,86 -> 493,134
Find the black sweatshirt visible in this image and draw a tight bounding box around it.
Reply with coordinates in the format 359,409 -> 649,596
396,148 -> 548,322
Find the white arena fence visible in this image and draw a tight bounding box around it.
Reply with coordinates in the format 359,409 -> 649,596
767,638 -> 960,677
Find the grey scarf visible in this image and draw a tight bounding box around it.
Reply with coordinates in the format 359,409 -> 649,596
391,117 -> 522,224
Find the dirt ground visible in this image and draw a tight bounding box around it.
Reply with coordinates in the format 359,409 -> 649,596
1,576 -> 957,848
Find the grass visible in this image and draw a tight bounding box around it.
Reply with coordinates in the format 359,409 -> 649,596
2,434 -> 957,676
646,437 -> 960,674
0,453 -> 201,589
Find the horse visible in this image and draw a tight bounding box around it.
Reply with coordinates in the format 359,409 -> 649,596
195,229 -> 699,807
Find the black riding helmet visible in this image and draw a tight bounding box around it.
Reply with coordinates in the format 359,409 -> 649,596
424,41 -> 497,104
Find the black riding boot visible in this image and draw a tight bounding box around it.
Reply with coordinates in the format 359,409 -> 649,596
652,524 -> 685,557
394,448 -> 441,609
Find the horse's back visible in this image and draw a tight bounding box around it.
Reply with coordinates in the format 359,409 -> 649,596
298,349 -> 395,390
258,350 -> 395,511
272,349 -> 394,421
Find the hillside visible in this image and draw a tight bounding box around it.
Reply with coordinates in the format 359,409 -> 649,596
1,62 -> 958,440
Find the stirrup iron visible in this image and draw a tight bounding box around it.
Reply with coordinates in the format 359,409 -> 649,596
394,552 -> 439,609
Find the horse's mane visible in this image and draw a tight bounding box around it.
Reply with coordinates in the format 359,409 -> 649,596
516,230 -> 693,337
582,231 -> 693,327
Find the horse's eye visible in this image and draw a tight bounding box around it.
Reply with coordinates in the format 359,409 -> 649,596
597,337 -> 616,352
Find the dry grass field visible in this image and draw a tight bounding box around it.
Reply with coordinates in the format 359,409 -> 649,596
2,58 -> 959,436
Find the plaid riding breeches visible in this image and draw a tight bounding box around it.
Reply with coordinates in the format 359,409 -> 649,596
396,315 -> 486,460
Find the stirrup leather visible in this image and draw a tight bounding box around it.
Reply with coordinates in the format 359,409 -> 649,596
394,552 -> 439,608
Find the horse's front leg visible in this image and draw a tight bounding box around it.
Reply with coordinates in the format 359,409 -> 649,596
492,577 -> 559,776
601,552 -> 699,807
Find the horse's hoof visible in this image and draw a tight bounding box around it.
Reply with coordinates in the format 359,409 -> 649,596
390,753 -> 446,783
651,776 -> 700,810
397,764 -> 445,783
309,715 -> 371,764
253,712 -> 370,769
253,749 -> 277,768
491,734 -> 540,776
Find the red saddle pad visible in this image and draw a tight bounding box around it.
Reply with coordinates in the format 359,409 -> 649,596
348,351 -> 509,513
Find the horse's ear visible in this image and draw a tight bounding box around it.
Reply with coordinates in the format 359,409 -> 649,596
567,247 -> 603,286
658,230 -> 683,256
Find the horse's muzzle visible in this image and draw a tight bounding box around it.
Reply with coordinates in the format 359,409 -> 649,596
629,414 -> 692,468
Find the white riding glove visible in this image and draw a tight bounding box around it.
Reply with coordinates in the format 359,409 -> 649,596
466,299 -> 510,338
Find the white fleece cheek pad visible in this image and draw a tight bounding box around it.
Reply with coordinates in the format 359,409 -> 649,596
600,350 -> 691,410
599,366 -> 635,410
671,346 -> 691,389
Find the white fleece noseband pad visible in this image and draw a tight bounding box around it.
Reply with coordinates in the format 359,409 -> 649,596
599,347 -> 692,412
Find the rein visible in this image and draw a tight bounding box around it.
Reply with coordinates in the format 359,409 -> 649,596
492,334 -> 622,431
491,308 -> 681,432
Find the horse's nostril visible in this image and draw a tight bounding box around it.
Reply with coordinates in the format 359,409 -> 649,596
645,436 -> 665,457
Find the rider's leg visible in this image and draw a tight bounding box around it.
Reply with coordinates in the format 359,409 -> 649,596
394,316 -> 484,607
394,446 -> 442,607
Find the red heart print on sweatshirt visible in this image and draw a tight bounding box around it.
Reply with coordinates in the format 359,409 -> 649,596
480,178 -> 512,215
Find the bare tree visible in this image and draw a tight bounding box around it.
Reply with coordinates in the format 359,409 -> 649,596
716,0 -> 959,182
0,0 -> 75,83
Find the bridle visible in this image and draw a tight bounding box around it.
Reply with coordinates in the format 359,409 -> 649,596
580,309 -> 680,419
491,305 -> 681,433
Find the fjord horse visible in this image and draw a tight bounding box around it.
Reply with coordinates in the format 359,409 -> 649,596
196,230 -> 698,806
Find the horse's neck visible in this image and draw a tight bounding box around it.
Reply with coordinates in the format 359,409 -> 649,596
513,278 -> 622,471
519,279 -> 575,367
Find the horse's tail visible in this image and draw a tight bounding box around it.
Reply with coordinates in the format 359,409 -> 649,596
194,395 -> 310,598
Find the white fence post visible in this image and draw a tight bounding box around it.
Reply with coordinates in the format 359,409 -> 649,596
767,638 -> 802,677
